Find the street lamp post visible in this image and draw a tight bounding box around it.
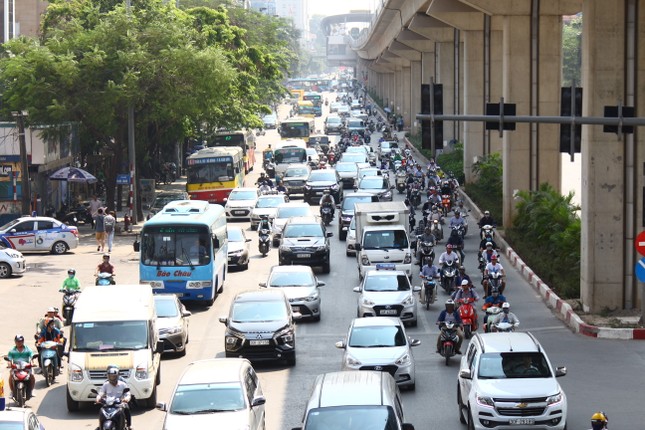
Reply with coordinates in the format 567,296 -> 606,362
12,111 -> 30,215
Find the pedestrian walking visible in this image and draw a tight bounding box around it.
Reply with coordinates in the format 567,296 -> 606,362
95,208 -> 106,252
88,195 -> 102,229
104,211 -> 116,253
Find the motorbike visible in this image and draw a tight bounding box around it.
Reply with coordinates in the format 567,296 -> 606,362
408,212 -> 416,231
264,161 -> 276,178
420,276 -> 437,309
4,356 -> 35,407
60,290 -> 80,325
485,271 -> 504,297
92,388 -> 131,430
438,322 -> 459,366
395,172 -> 407,194
480,224 -> 496,241
38,340 -> 61,387
456,298 -> 478,339
258,220 -> 271,257
95,272 -> 115,286
493,321 -> 517,332
258,184 -> 273,195
409,188 -> 421,209
430,219 -> 443,242
483,305 -> 502,333
321,204 -> 333,226
440,260 -> 458,294
441,194 -> 452,216
417,240 -> 435,266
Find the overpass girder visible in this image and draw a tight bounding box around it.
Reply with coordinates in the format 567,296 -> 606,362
395,29 -> 435,52
459,0 -> 582,16
388,40 -> 423,62
408,13 -> 454,42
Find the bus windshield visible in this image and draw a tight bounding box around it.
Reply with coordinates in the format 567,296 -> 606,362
280,122 -> 311,138
141,225 -> 211,267
275,148 -> 307,164
187,159 -> 234,184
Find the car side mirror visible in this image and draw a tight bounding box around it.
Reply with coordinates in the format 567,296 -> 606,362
251,395 -> 266,407
354,243 -> 362,251
219,316 -> 228,325
459,369 -> 472,380
156,402 -> 167,411
352,286 -> 361,293
555,366 -> 567,377
326,232 -> 333,237
259,282 -> 267,288
246,238 -> 252,243
335,340 -> 346,349
402,424 -> 415,430
155,340 -> 164,354
413,285 -> 421,293
317,281 -> 326,287
182,310 -> 192,317
409,338 -> 421,347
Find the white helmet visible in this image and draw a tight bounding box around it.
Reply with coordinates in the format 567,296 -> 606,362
502,302 -> 510,309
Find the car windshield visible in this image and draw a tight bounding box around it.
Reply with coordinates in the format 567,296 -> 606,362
360,178 -> 388,190
362,230 -> 409,249
335,163 -> 357,173
256,197 -> 284,208
304,406 -> 398,430
72,321 -> 149,351
231,300 -> 287,322
0,219 -> 20,231
348,120 -> 363,127
269,271 -> 315,287
170,382 -> 246,414
283,224 -> 323,238
327,117 -> 341,124
308,171 -> 336,182
153,195 -> 185,209
341,154 -> 366,163
364,274 -> 411,292
346,147 -> 367,154
155,298 -> 179,318
478,352 -> 552,379
227,229 -> 245,242
342,195 -> 376,211
277,206 -> 310,219
285,167 -> 309,177
229,190 -> 257,200
0,422 -> 25,430
348,325 -> 406,347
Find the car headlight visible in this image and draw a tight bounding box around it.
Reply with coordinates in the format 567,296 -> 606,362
159,325 -> 182,335
135,363 -> 149,380
186,281 -> 211,289
395,353 -> 411,366
330,184 -> 339,190
546,392 -> 563,405
383,191 -> 392,198
69,363 -> 84,382
402,294 -> 415,306
225,334 -> 242,350
275,327 -> 294,344
346,355 -> 362,366
403,253 -> 412,264
361,255 -> 370,265
279,245 -> 291,253
362,297 -> 375,306
228,249 -> 244,256
304,292 -> 320,302
342,216 -> 352,222
476,394 -> 495,408
305,184 -> 312,190
315,245 -> 327,252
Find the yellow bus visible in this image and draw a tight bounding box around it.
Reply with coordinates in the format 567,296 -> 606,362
185,146 -> 244,204
209,129 -> 257,174
279,117 -> 315,140
297,101 -> 316,118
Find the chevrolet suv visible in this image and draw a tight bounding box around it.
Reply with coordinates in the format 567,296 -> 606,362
303,169 -> 343,205
457,332 -> 568,430
278,217 -> 332,273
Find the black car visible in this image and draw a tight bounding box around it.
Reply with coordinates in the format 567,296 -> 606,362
278,217 -> 332,273
219,289 -> 299,366
303,169 -> 343,204
337,192 -> 378,241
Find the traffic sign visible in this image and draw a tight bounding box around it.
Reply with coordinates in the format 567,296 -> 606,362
635,230 -> 645,256
635,258 -> 645,282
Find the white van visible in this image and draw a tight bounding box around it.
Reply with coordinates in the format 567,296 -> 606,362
65,285 -> 162,411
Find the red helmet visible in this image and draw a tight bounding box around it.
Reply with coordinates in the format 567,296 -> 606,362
491,255 -> 498,260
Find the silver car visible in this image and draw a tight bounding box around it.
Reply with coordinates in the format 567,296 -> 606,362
271,202 -> 313,246
260,265 -> 324,321
356,175 -> 394,201
353,266 -> 421,326
154,294 -> 191,356
335,317 -> 420,389
250,193 -> 288,229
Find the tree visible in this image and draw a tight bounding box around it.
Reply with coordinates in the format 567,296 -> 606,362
562,14 -> 582,87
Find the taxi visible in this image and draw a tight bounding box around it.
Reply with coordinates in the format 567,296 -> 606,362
0,407 -> 45,429
0,216 -> 79,254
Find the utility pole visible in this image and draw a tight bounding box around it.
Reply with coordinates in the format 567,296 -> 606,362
125,0 -> 138,223
13,111 -> 30,215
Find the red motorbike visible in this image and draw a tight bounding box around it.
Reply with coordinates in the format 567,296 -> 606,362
4,356 -> 35,407
456,297 -> 478,339
438,322 -> 459,366
441,194 -> 452,216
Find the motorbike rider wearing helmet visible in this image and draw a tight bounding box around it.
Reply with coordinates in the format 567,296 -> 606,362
256,172 -> 273,188
419,256 -> 440,303
37,307 -> 64,332
455,266 -> 471,289
36,318 -> 64,371
492,302 -> 520,330
478,210 -> 496,228
416,227 -> 436,262
436,300 -> 464,354
484,255 -> 506,295
318,189 -> 336,218
480,241 -> 499,263
449,210 -> 466,229
589,412 -> 608,430
7,335 -> 36,399
438,244 -> 460,289
97,365 -> 132,428
452,280 -> 480,329
61,268 -> 81,293
482,290 -> 508,330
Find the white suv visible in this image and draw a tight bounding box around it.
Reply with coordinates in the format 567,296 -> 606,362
457,332 -> 567,430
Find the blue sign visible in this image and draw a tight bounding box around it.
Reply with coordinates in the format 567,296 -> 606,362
635,257 -> 645,282
116,173 -> 130,185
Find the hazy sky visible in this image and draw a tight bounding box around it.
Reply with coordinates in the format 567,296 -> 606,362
308,0 -> 372,18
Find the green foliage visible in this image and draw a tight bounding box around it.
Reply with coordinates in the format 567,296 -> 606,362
436,143 -> 464,185
507,183 -> 581,298
562,14 -> 582,87
464,153 -> 503,223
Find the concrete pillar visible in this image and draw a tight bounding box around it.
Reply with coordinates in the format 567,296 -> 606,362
436,41 -> 455,142
410,60 -> 422,135
421,49 -> 436,84
580,0 -> 634,312
463,30 -> 485,183
394,66 -> 404,120
489,28 -> 504,155
501,13 -> 562,227
401,66 -> 412,130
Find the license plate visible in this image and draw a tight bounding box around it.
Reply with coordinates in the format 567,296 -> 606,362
296,253 -> 311,258
380,309 -> 398,315
509,419 -> 535,425
174,293 -> 184,297
249,340 -> 270,346
233,210 -> 246,215
292,306 -> 301,312
315,191 -> 323,195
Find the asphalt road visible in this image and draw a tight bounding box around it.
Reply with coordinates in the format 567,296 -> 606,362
3,102 -> 645,430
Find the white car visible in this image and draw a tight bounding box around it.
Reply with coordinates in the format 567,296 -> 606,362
353,265 -> 421,326
154,294 -> 191,356
0,407 -> 45,430
250,193 -> 288,229
336,317 -> 420,389
224,188 -> 259,220
457,332 -> 568,430
0,216 -> 79,254
271,202 -> 313,246
0,242 -> 26,278
157,358 -> 266,430
306,147 -> 320,164
345,216 -> 357,256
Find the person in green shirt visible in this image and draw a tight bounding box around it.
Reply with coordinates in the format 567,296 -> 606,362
60,268 -> 81,292
7,334 -> 35,399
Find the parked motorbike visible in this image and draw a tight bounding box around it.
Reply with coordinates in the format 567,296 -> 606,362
258,218 -> 271,257
420,276 -> 437,309
60,290 -> 80,325
456,298 -> 478,339
91,388 -> 131,430
438,322 -> 459,366
38,340 -> 61,387
95,272 -> 115,286
441,260 -> 458,294
4,356 -> 35,407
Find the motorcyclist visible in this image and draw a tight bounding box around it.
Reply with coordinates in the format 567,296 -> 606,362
97,365 -> 132,429
484,255 -> 506,295
275,179 -> 287,194
255,172 -> 271,187
446,226 -> 465,262
455,266 -> 471,288
438,244 -> 460,267
7,334 -> 36,399
416,227 -> 436,263
478,210 -> 496,229
492,302 -> 520,331
96,254 -> 116,285
436,300 -> 464,354
37,307 -> 64,332
479,236 -> 499,254
258,214 -> 271,234
419,256 -> 440,303
36,318 -> 64,371
589,412 -> 608,430
482,290 -> 507,330
452,280 -> 480,330
318,189 -> 336,218
262,144 -> 274,163
61,268 -> 81,293
449,210 -> 466,228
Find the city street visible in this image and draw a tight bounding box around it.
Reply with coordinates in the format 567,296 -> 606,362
2,107 -> 645,430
